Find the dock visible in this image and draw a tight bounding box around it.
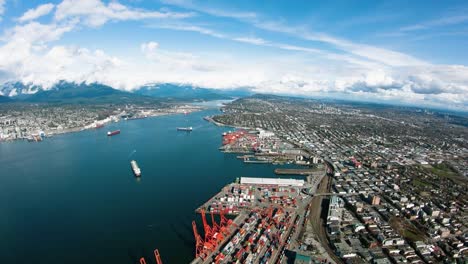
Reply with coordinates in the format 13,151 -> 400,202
190,179 -> 314,264
274,168 -> 316,175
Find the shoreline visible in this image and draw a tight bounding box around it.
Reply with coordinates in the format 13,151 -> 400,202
203,115 -> 252,130
0,106 -> 204,143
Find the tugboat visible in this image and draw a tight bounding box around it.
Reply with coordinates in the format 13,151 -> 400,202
130,160 -> 141,177
177,127 -> 193,132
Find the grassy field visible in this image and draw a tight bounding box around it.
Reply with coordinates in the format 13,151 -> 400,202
431,163 -> 455,177
389,217 -> 427,242
412,178 -> 431,187
429,163 -> 466,185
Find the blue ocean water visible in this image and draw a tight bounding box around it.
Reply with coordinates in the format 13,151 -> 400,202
0,104 -> 297,263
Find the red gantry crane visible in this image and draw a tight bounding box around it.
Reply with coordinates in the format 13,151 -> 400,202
138,249 -> 163,264
192,208 -> 236,260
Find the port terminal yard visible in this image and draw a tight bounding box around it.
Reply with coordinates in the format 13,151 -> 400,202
191,177 -> 318,264
220,130 -> 310,165
187,129 -> 329,263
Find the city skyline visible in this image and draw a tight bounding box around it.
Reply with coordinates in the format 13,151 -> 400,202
0,0 -> 467,110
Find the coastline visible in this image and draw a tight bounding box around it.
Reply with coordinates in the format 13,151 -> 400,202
0,105 -> 204,143
203,115 -> 252,130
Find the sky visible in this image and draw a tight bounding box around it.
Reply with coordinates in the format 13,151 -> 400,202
0,0 -> 467,110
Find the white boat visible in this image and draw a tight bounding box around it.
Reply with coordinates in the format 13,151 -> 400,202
130,160 -> 141,177
177,127 -> 193,131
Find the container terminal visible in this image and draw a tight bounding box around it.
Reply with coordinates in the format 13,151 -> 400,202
184,129 -> 330,263
137,129 -> 327,264
189,176 -> 322,264
220,129 -> 313,165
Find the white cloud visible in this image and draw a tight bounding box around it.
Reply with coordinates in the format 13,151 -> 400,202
0,21 -> 77,75
141,41 -> 159,53
149,23 -> 326,55
140,41 -> 224,73
55,0 -> 194,27
233,37 -> 267,45
18,3 -> 55,22
147,3 -> 468,109
160,0 -> 428,68
254,21 -> 428,67
151,23 -> 227,39
401,14 -> 468,32
161,0 -> 256,20
0,1 -> 467,110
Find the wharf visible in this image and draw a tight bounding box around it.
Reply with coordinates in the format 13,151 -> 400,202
190,213 -> 248,264
191,183 -> 315,264
244,160 -> 269,164
274,168 -> 316,175
195,181 -> 309,218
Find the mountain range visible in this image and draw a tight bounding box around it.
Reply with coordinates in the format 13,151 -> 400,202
135,83 -> 251,100
0,81 -> 252,104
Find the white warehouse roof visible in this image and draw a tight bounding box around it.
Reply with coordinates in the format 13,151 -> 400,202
240,177 -> 304,187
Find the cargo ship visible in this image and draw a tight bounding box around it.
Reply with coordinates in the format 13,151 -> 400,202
107,130 -> 120,136
130,160 -> 141,177
177,127 -> 193,132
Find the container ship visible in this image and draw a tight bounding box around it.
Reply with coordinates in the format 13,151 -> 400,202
107,130 -> 120,136
130,160 -> 141,177
177,127 -> 193,132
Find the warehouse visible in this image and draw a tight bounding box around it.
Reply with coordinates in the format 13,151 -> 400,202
240,177 -> 305,187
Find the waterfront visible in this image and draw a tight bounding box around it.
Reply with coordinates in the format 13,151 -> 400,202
0,105 -> 298,264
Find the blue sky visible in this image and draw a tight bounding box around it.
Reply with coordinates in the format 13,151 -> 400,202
0,0 -> 467,110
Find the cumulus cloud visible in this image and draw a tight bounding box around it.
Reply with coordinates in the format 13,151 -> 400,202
54,0 -> 194,27
140,41 -> 223,73
18,3 -> 55,22
0,0 -> 467,110
140,41 -> 159,53
0,21 -> 77,76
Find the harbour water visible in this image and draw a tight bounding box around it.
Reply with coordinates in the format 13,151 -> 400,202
0,103 -> 300,263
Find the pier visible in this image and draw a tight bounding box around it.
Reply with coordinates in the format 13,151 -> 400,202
274,168 -> 316,175
190,179 -> 315,264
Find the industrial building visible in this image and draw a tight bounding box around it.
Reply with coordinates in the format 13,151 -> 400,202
240,177 -> 305,187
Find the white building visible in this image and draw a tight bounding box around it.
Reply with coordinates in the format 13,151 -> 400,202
240,177 -> 304,187
257,129 -> 275,139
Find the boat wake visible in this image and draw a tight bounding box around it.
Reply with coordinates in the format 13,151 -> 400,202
128,149 -> 136,158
